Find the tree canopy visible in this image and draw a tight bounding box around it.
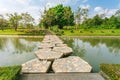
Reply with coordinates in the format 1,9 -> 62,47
40,4 -> 74,29
81,9 -> 120,29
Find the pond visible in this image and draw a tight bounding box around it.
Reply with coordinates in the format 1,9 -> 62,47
63,37 -> 120,72
0,37 -> 120,73
0,37 -> 42,66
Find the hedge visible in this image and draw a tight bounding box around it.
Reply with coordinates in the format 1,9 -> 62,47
0,66 -> 21,80
100,64 -> 120,80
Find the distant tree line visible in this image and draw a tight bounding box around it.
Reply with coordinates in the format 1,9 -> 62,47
40,4 -> 120,29
81,9 -> 120,29
0,12 -> 34,31
0,4 -> 120,31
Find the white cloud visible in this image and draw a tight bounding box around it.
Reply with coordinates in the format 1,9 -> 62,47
94,7 -> 103,12
94,6 -> 118,18
79,4 -> 90,9
0,0 -> 82,24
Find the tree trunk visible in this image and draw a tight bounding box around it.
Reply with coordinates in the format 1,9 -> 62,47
15,25 -> 17,31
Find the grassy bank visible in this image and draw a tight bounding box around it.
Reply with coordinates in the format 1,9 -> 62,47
1,29 -> 120,36
0,29 -> 45,35
52,29 -> 120,36
0,66 -> 21,80
100,64 -> 120,80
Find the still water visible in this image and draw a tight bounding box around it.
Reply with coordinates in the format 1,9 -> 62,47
0,37 -> 120,72
63,37 -> 120,72
0,37 -> 42,66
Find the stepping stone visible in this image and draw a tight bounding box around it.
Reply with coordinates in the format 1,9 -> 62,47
54,41 -> 63,44
22,58 -> 51,73
52,56 -> 92,73
53,46 -> 73,56
38,43 -> 55,49
55,43 -> 67,47
35,50 -> 63,61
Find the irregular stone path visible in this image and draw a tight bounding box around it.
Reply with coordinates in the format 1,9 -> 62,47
22,35 -> 92,73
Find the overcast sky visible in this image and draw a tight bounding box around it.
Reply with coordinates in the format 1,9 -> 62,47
0,0 -> 120,23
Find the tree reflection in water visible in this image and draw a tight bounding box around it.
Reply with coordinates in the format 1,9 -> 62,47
81,38 -> 120,54
0,37 -> 41,54
63,37 -> 120,72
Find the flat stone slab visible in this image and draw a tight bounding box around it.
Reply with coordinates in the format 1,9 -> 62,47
38,43 -> 55,49
52,56 -> 92,73
22,58 -> 51,73
55,43 -> 67,47
35,50 -> 63,61
53,46 -> 73,55
43,35 -> 63,44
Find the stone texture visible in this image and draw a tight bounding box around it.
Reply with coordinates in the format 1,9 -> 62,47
42,35 -> 63,44
53,46 -> 73,56
35,50 -> 63,61
52,56 -> 92,73
22,58 -> 51,73
38,43 -> 55,49
55,43 -> 67,47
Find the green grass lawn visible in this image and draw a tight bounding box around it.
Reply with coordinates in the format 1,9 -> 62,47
1,29 -> 120,36
0,29 -> 45,35
61,29 -> 120,36
0,29 -> 25,35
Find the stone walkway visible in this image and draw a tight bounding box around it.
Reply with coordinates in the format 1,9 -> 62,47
20,73 -> 105,80
21,34 -> 105,79
22,35 -> 92,73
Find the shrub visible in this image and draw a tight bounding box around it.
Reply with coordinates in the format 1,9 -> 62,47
111,31 -> 115,33
100,64 -> 120,80
90,30 -> 93,33
70,30 -> 74,33
61,30 -> 64,35
0,66 -> 21,80
79,30 -> 83,33
101,31 -> 104,33
25,29 -> 45,35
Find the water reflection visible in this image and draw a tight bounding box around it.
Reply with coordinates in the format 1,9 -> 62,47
63,38 -> 120,72
0,37 -> 41,66
81,38 -> 120,54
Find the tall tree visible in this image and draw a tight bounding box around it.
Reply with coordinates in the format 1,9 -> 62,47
21,12 -> 34,28
7,12 -> 22,31
0,15 -> 8,30
75,7 -> 89,24
115,9 -> 120,17
40,4 -> 74,29
92,15 -> 103,26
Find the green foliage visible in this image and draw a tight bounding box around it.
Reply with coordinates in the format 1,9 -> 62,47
100,64 -> 120,80
7,13 -> 22,31
0,65 -> 21,80
60,29 -> 120,36
75,7 -> 89,25
0,15 -> 9,31
70,30 -> 74,33
23,29 -> 45,35
21,12 -> 34,29
81,9 -> 120,29
40,4 -> 74,29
